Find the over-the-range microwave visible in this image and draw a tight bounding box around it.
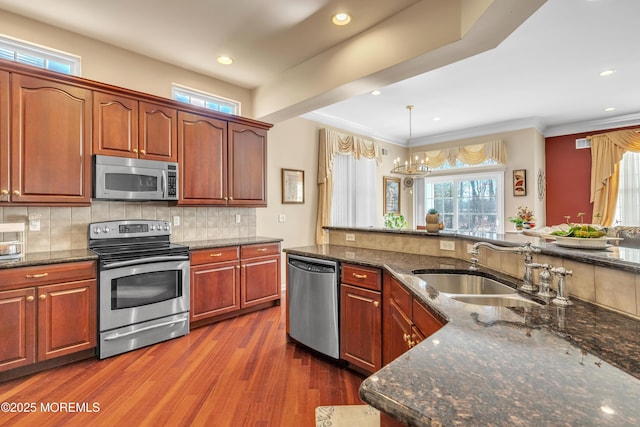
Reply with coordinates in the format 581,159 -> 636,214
93,155 -> 178,201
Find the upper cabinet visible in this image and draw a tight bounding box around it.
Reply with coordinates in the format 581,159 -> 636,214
3,74 -> 91,205
178,113 -> 267,207
0,71 -> 8,203
93,92 -> 177,162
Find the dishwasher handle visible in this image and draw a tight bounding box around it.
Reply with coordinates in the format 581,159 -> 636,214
288,255 -> 336,274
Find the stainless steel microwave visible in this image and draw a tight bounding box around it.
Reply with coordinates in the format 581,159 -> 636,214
93,155 -> 179,201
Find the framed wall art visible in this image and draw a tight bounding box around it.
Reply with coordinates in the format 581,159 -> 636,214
513,169 -> 527,196
281,168 -> 305,204
383,176 -> 401,215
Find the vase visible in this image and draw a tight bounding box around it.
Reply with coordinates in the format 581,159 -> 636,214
515,224 -> 523,231
523,222 -> 532,229
425,213 -> 440,233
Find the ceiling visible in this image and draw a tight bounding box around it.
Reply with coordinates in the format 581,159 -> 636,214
1,0 -> 638,146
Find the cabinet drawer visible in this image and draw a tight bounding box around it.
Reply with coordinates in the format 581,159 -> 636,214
389,275 -> 412,317
240,243 -> 280,259
191,246 -> 239,265
412,299 -> 444,339
341,264 -> 381,291
0,261 -> 96,291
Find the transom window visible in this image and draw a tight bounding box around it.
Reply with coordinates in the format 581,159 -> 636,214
172,84 -> 240,115
415,171 -> 504,232
0,34 -> 81,75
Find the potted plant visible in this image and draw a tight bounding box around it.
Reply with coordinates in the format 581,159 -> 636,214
425,208 -> 440,233
509,206 -> 534,230
384,213 -> 408,229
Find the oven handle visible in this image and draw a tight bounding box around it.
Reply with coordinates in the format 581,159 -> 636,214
103,315 -> 189,341
102,255 -> 190,270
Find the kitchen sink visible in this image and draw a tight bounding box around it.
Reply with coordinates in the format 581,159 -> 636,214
412,272 -> 516,295
451,295 -> 542,308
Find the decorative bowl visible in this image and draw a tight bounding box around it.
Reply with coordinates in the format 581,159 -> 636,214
552,236 -> 622,249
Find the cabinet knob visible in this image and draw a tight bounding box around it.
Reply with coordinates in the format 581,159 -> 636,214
0,189 -> 8,195
407,339 -> 416,348
132,148 -> 138,154
26,296 -> 34,302
140,149 -> 146,155
12,190 -> 20,196
236,265 -> 241,269
229,196 -> 233,201
224,197 -> 228,201
39,294 -> 46,300
403,333 -> 411,342
373,301 -> 379,308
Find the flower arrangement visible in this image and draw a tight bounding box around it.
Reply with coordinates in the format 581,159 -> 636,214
384,213 -> 408,229
509,206 -> 534,227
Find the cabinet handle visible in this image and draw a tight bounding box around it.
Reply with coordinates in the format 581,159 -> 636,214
210,253 -> 223,257
0,189 -> 7,195
257,248 -> 267,252
352,273 -> 367,279
26,296 -> 34,302
140,149 -> 146,155
373,301 -> 379,308
26,272 -> 49,279
132,148 -> 138,153
407,339 -> 416,348
13,190 -> 20,196
236,265 -> 241,269
39,294 -> 46,300
403,333 -> 411,342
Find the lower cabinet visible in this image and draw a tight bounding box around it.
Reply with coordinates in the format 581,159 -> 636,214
340,264 -> 382,374
382,272 -> 444,364
0,261 -> 97,373
190,242 -> 281,326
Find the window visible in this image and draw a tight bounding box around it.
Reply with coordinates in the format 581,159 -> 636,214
415,171 -> 504,232
172,84 -> 240,115
613,151 -> 640,225
331,153 -> 377,227
0,34 -> 80,75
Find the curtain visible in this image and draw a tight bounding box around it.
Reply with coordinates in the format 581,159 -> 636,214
614,152 -> 640,225
331,154 -> 377,227
421,139 -> 506,168
316,128 -> 382,244
588,130 -> 640,226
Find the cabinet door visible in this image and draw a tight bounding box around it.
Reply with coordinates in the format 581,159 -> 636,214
0,70 -> 8,202
11,74 -> 92,204
93,91 -> 138,158
0,288 -> 36,372
383,300 -> 414,365
340,284 -> 381,373
191,260 -> 240,322
241,254 -> 281,308
178,111 -> 227,205
227,122 -> 267,206
139,102 -> 177,162
412,299 -> 444,339
37,279 -> 97,361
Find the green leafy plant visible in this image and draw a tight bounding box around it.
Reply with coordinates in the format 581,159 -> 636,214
427,208 -> 438,215
384,213 -> 407,229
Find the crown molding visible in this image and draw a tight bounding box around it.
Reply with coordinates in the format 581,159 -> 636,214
302,111 -> 405,145
543,112 -> 640,137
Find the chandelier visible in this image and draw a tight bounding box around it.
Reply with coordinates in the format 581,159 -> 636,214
391,105 -> 430,177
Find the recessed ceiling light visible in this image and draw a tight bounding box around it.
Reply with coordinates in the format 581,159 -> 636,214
604,107 -> 616,112
433,117 -> 441,121
217,56 -> 233,65
371,90 -> 381,96
332,12 -> 351,26
599,69 -> 616,77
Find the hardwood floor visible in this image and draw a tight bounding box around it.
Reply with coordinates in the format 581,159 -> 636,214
0,296 -> 365,426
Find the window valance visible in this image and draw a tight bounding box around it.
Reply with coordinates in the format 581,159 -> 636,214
420,139 -> 506,168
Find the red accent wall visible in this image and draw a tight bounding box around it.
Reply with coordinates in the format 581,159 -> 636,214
545,125 -> 638,225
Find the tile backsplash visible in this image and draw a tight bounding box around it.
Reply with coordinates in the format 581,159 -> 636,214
0,202 -> 256,253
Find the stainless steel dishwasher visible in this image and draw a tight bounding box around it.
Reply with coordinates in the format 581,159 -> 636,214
287,254 -> 340,359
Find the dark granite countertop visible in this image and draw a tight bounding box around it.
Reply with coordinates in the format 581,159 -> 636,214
326,226 -> 640,273
182,236 -> 283,250
284,244 -> 640,426
0,249 -> 98,269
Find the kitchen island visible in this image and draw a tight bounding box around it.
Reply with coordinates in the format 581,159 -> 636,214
285,238 -> 640,426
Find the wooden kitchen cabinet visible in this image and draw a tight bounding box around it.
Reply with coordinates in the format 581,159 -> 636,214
382,272 -> 444,365
240,243 -> 281,308
0,261 -> 97,373
93,92 -> 177,162
0,70 -> 8,203
190,243 -> 281,327
190,246 -> 241,322
5,73 -> 91,205
340,264 -> 382,374
228,122 -> 267,206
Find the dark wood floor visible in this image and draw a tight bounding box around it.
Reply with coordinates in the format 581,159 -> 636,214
0,296 -> 365,427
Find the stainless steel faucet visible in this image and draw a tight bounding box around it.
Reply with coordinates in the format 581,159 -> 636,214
469,241 -> 542,291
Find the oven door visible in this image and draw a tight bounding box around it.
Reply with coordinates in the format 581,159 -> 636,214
99,257 -> 190,332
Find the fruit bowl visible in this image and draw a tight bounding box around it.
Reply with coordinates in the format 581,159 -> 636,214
552,236 -> 622,249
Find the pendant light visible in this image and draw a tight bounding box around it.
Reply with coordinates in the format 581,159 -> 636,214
391,105 -> 430,177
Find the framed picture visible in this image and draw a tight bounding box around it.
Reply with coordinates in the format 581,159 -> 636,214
513,169 -> 526,196
383,176 -> 401,215
282,168 -> 304,204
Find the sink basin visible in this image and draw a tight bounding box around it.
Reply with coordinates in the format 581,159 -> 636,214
451,295 -> 543,308
413,273 -> 516,295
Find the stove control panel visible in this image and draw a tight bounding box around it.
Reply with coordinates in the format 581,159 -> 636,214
89,220 -> 171,239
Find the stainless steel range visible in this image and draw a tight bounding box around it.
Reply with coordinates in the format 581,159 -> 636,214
89,220 -> 190,359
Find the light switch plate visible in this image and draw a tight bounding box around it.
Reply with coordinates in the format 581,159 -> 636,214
440,240 -> 455,251
173,216 -> 180,226
345,233 -> 355,241
278,214 -> 286,223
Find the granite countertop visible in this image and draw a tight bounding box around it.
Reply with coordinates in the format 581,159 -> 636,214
0,236 -> 283,270
284,244 -> 640,426
326,226 -> 640,273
